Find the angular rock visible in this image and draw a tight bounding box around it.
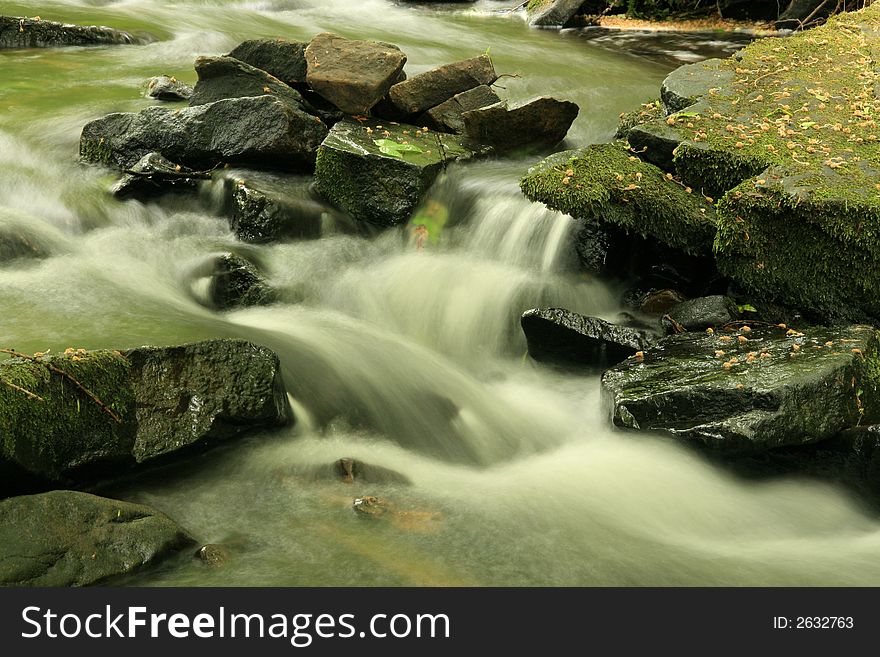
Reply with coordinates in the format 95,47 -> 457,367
146,75 -> 193,102
189,55 -> 307,108
304,32 -> 406,114
0,491 -> 193,586
660,58 -> 732,114
314,118 -> 474,227
0,15 -> 135,48
521,308 -> 653,368
80,94 -> 328,171
0,339 -> 291,492
526,0 -> 586,28
463,96 -> 578,153
665,295 -> 739,331
227,38 -> 308,87
111,152 -> 206,200
420,84 -> 500,134
602,324 -> 880,452
209,253 -> 275,310
625,117 -> 691,172
388,54 -> 496,116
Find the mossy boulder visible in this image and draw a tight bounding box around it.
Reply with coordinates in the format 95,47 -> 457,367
0,491 -> 193,586
520,143 -> 717,256
660,58 -> 733,114
0,15 -> 135,48
602,324 -> 880,452
227,39 -> 308,87
314,118 -> 475,226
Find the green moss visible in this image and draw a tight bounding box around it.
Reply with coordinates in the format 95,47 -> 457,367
526,0 -> 552,12
672,142 -> 770,199
615,98 -> 664,139
520,142 -> 717,255
0,350 -> 134,479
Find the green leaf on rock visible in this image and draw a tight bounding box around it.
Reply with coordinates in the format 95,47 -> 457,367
738,303 -> 758,313
373,139 -> 424,158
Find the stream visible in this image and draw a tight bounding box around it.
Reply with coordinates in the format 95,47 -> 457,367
2,0 -> 880,586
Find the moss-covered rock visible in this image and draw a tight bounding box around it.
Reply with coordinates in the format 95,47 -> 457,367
660,58 -> 733,114
520,142 -> 717,255
0,491 -> 193,586
0,15 -> 135,48
602,324 -> 880,452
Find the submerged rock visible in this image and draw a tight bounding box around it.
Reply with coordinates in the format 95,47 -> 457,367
314,118 -> 475,226
420,85 -> 500,134
111,152 -> 206,200
462,96 -> 578,153
189,55 -> 308,109
208,253 -> 275,310
526,0 -> 586,28
304,32 -> 406,114
521,308 -> 654,368
0,223 -> 51,262
0,15 -> 135,48
388,54 -> 496,116
329,458 -> 411,485
0,491 -> 193,586
146,75 -> 193,102
602,324 -> 880,452
196,544 -> 230,567
227,38 -> 308,87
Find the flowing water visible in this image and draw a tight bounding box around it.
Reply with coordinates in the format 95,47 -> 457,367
2,0 -> 880,586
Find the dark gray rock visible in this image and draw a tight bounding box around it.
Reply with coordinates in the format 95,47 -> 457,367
419,84 -> 500,134
0,491 -> 193,586
526,0 -> 586,28
111,152 -> 206,200
189,55 -> 307,108
660,58 -> 732,114
227,38 -> 308,87
625,118 -> 690,172
209,253 -> 275,310
388,54 -> 496,116
146,75 -> 193,102
521,308 -> 654,367
0,15 -> 135,48
80,94 -> 328,171
462,97 -> 578,153
304,32 -> 406,114
666,295 -> 739,331
602,324 -> 880,452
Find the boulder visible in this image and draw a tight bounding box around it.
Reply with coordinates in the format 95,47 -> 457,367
521,308 -> 654,367
419,85 -> 500,134
0,491 -> 193,586
665,295 -> 739,331
80,94 -> 328,171
146,75 -> 193,102
660,58 -> 732,114
462,96 -> 578,153
314,118 -> 474,226
0,339 -> 291,493
189,55 -> 307,109
304,32 -> 406,114
388,54 -> 496,116
526,0 -> 586,28
227,38 -> 308,87
0,15 -> 135,48
602,324 -> 880,452
111,152 -> 206,200
208,253 -> 275,310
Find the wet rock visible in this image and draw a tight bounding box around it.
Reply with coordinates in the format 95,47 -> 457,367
462,96 -> 578,153
640,289 -> 687,316
0,339 -> 291,492
111,152 -> 206,200
189,55 -> 308,109
304,32 -> 406,114
660,58 -> 732,114
146,75 -> 193,102
388,54 -> 496,116
329,458 -> 411,485
227,38 -> 308,87
625,117 -> 691,172
573,221 -> 615,273
352,495 -> 389,519
419,85 -> 500,134
526,0 -> 586,28
80,94 -> 328,171
0,491 -> 193,586
521,308 -> 654,368
208,253 -> 275,310
0,15 -> 136,48
196,544 -> 230,567
602,324 -> 880,453
0,223 -> 51,262
314,118 -> 475,227
665,295 -> 739,331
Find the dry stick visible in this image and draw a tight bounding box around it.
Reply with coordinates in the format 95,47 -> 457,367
0,348 -> 122,423
0,377 -> 45,402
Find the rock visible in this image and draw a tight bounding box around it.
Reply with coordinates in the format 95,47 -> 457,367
208,253 -> 275,309
196,544 -> 229,567
526,0 -> 586,28
304,32 -> 406,114
419,85 -> 500,134
625,117 -> 692,172
0,223 -> 51,262
80,94 -> 328,171
314,118 -> 475,227
329,458 -> 411,485
189,55 -> 308,109
227,38 -> 308,87
640,289 -> 687,316
520,144 -> 716,257
602,324 -> 880,453
660,58 -> 733,114
0,491 -> 193,586
352,496 -> 389,519
146,75 -> 193,102
521,308 -> 654,368
111,152 -> 206,200
615,99 -> 664,139
665,295 -> 739,331
223,170 -> 352,242
388,54 -> 496,116
462,96 -> 578,153
0,339 -> 291,493
0,15 -> 135,48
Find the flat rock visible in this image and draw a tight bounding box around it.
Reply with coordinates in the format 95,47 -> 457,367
227,39 -> 308,87
526,0 -> 586,27
462,96 -> 578,153
602,324 -> 880,452
660,58 -> 732,114
0,491 -> 193,586
388,54 -> 496,116
189,55 -> 307,108
0,15 -> 135,48
521,308 -> 654,367
304,32 -> 406,114
420,84 -> 500,134
146,75 -> 193,102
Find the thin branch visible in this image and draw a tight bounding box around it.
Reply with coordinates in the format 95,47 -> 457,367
0,377 -> 44,402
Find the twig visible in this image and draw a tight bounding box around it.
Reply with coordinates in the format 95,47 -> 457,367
0,348 -> 122,423
0,377 -> 44,402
